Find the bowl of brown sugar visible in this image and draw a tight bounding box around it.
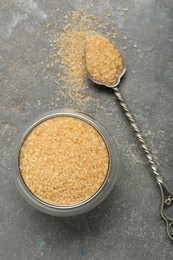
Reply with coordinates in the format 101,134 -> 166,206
14,109 -> 118,216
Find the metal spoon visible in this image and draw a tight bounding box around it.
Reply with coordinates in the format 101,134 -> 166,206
86,39 -> 173,241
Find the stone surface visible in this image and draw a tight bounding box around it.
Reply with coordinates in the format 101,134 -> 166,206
0,0 -> 173,259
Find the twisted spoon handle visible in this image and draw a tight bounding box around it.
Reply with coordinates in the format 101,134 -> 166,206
114,86 -> 173,241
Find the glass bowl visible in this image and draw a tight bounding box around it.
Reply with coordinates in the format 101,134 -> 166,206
14,109 -> 119,216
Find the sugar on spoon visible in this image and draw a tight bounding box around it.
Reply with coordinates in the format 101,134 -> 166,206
85,32 -> 173,241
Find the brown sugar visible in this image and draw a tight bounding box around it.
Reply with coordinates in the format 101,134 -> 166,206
45,10 -> 118,106
54,11 -> 110,87
86,33 -> 124,86
19,116 -> 109,206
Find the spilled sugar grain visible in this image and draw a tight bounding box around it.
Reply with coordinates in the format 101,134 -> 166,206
56,30 -> 88,88
44,10 -> 118,106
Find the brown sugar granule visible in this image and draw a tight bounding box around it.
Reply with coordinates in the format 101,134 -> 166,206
19,116 -> 109,206
86,33 -> 124,86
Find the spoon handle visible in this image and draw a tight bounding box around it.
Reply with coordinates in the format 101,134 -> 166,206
114,86 -> 173,241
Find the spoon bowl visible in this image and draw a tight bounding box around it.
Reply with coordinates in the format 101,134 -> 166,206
85,32 -> 126,89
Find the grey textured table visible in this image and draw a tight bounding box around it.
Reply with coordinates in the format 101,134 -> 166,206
0,0 -> 173,259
